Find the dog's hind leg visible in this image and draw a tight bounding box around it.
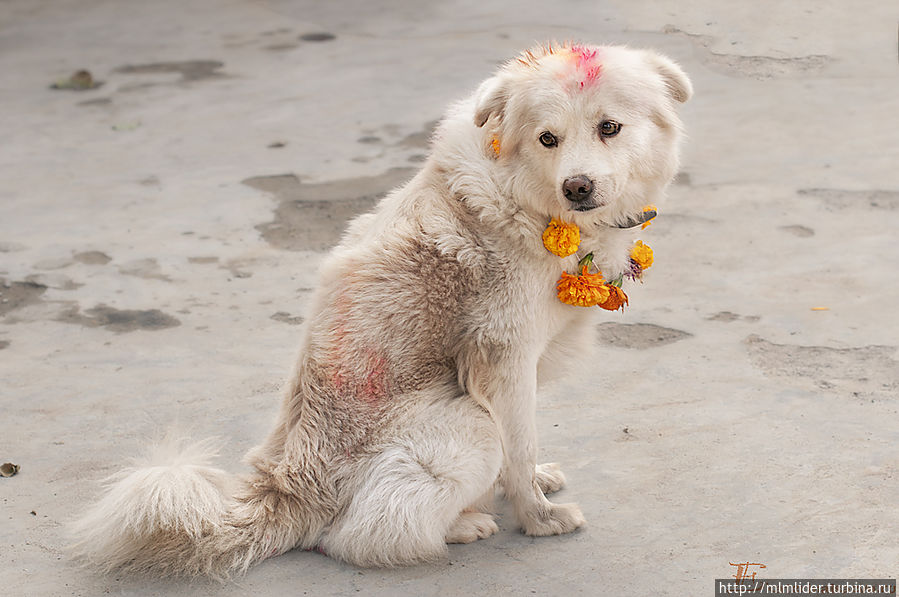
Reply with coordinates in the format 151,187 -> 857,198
319,394 -> 501,567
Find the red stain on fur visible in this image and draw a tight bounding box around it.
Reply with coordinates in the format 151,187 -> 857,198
328,291 -> 353,394
570,44 -> 602,88
328,345 -> 391,405
326,287 -> 391,405
360,349 -> 389,404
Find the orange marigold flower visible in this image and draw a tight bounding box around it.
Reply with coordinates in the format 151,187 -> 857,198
556,266 -> 609,307
598,284 -> 628,311
542,219 -> 580,257
630,240 -> 653,270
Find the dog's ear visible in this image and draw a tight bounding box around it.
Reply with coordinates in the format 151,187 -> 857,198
473,76 -> 509,127
644,51 -> 692,103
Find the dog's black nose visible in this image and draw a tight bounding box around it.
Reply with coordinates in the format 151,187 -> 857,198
562,176 -> 594,202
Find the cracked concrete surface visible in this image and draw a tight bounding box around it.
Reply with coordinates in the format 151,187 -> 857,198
1,0 -> 897,595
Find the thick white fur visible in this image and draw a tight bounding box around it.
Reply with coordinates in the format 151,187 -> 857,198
72,43 -> 690,576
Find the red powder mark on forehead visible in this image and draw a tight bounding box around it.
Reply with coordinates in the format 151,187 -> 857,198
569,44 -> 602,89
571,44 -> 597,67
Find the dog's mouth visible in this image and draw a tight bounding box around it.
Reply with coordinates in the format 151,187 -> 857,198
570,199 -> 599,212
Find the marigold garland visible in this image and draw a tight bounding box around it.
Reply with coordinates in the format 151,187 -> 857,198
542,218 -> 580,257
598,284 -> 628,311
630,240 -> 653,271
544,208 -> 657,311
557,264 -> 610,307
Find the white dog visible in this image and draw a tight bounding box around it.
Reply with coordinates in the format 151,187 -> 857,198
73,42 -> 691,576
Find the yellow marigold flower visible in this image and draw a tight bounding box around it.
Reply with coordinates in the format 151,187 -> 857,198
630,240 -> 653,270
491,136 -> 501,157
598,284 -> 628,311
542,219 -> 580,257
556,265 -> 609,307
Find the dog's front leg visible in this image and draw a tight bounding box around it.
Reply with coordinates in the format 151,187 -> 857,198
476,355 -> 586,536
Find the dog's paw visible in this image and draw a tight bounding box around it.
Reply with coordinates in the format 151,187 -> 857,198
535,462 -> 566,495
521,502 -> 585,536
445,511 -> 499,544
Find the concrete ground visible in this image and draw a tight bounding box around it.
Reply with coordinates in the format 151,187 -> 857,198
1,1 -> 897,595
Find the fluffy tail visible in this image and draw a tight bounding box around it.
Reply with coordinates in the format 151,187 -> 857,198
71,435 -> 319,579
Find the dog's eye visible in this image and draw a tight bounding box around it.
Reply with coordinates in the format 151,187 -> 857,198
599,120 -> 621,138
538,131 -> 558,148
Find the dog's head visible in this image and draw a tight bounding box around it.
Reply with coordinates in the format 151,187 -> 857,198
473,43 -> 691,226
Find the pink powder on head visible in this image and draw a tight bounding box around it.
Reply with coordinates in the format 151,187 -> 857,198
571,44 -> 597,67
568,44 -> 602,89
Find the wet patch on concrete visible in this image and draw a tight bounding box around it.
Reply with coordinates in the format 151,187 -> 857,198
244,167 -> 416,251
113,60 -> 227,84
33,257 -> 74,270
745,334 -> 899,398
118,258 -> 171,281
0,242 -> 27,253
25,273 -> 82,291
396,120 -> 440,150
350,121 -> 438,166
596,322 -> 692,349
798,189 -> 899,211
674,171 -> 692,186
707,311 -> 739,322
663,26 -> 832,79
707,311 -> 760,323
0,279 -> 48,316
353,121 -> 438,163
77,97 -> 112,107
220,259 -> 253,279
299,32 -> 336,42
265,43 -> 299,52
58,304 -> 181,333
220,31 -> 252,47
73,250 -> 112,265
271,311 -> 304,325
779,225 -> 815,237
